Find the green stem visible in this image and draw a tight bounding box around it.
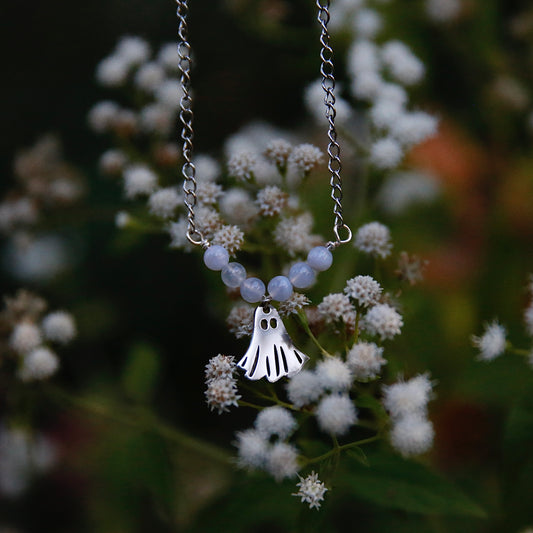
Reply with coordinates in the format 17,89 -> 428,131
303,435 -> 380,466
296,311 -> 332,358
508,345 -> 530,357
238,400 -> 265,410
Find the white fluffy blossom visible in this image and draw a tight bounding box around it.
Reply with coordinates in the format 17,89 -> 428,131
205,354 -> 237,383
524,304 -> 533,336
353,9 -> 383,39
157,43 -> 180,71
195,206 -> 223,238
219,188 -> 259,227
344,275 -> 383,307
472,321 -> 507,361
390,111 -> 438,147
287,144 -> 324,179
351,70 -> 384,100
41,311 -> 76,345
370,137 -> 404,169
256,186 -> 288,216
148,187 -> 181,218
370,99 -> 405,130
88,101 -> 120,132
123,165 -> 158,198
99,149 -> 127,175
425,0 -> 462,22
134,62 -> 165,92
226,304 -> 254,339
235,429 -> 269,470
168,218 -> 193,251
154,79 -> 183,110
9,323 -> 42,355
95,55 -> 129,87
18,347 -> 59,382
264,139 -> 293,168
255,406 -> 297,440
0,198 -> 38,233
139,103 -> 175,135
347,342 -> 386,380
363,303 -> 403,340
286,370 -> 323,408
115,211 -> 131,228
205,377 -> 240,414
274,214 -> 319,256
316,358 -> 353,391
347,40 -> 381,78
266,442 -> 300,481
304,80 -> 352,126
193,154 -> 221,182
316,394 -> 358,436
293,472 -> 328,510
115,36 -> 150,67
390,413 -> 435,456
318,293 -> 356,326
278,293 -> 310,317
354,222 -> 392,258
212,225 -> 244,255
381,41 -> 425,86
383,374 -> 433,419
227,151 -> 257,182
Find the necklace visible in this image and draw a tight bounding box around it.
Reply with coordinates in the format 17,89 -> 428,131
176,0 -> 352,382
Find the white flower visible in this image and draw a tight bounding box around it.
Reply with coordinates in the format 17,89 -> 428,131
99,149 -> 127,175
255,406 -> 297,440
316,394 -> 358,436
381,41 -> 425,86
123,165 -> 158,198
472,321 -> 507,361
253,159 -> 282,187
205,377 -> 240,414
196,182 -> 223,206
18,347 -> 59,382
0,198 -> 38,233
227,151 -> 257,182
347,40 -> 381,78
375,83 -> 408,106
363,303 -> 403,340
286,370 -> 323,408
41,311 -> 76,345
316,358 -> 353,391
266,442 -> 300,481
425,0 -> 462,22
525,305 -> 533,336
148,187 -> 181,218
167,218 -> 193,251
256,186 -> 288,216
193,154 -> 221,182
390,413 -> 434,456
370,137 -> 404,169
353,9 -> 383,39
390,111 -> 439,147
205,354 -> 237,383
157,43 -> 180,71
304,80 -> 352,126
351,70 -> 384,100
9,322 -> 42,355
139,103 -> 175,135
212,225 -> 244,255
226,304 -> 255,339
317,293 -> 356,326
370,99 -> 405,130
115,211 -> 131,229
264,139 -> 293,168
274,213 -> 319,256
234,429 -> 269,470
115,36 -> 150,67
354,221 -> 392,258
278,293 -> 310,317
134,62 -> 165,92
287,144 -> 324,178
347,342 -> 386,380
95,55 -> 129,87
344,275 -> 383,307
154,79 -> 183,110
292,471 -> 328,510
382,374 -> 433,419
377,171 -> 440,215
219,188 -> 259,226
88,101 -> 120,132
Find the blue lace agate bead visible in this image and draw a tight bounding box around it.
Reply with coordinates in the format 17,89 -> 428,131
289,262 -> 316,289
221,262 -> 247,288
267,276 -> 293,302
203,245 -> 229,271
240,277 -> 266,303
307,246 -> 333,272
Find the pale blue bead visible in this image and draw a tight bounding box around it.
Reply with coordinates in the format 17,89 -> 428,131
289,262 -> 316,289
221,262 -> 247,288
203,245 -> 229,271
240,277 -> 266,303
307,246 -> 333,271
268,276 -> 293,302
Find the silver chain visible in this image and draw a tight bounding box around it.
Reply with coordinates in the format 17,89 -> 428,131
316,0 -> 352,248
177,0 -> 351,248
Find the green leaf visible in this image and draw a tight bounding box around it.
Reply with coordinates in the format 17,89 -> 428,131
346,446 -> 370,467
338,451 -> 487,518
121,342 -> 160,403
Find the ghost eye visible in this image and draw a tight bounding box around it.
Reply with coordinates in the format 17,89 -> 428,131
261,319 -> 269,330
270,318 -> 278,329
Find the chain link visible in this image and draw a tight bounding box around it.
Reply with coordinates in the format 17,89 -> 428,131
316,0 -> 352,248
177,0 -> 207,247
177,0 -> 351,249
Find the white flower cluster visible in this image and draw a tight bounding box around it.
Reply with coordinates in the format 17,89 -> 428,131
4,292 -> 76,383
0,427 -> 58,498
471,321 -> 507,362
292,471 -> 328,510
204,354 -> 241,414
235,406 -> 299,481
382,374 -> 435,456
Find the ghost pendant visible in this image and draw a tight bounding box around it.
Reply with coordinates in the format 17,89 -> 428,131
237,305 -> 309,382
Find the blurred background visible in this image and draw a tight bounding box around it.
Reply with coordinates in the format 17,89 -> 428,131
1,0 -> 533,531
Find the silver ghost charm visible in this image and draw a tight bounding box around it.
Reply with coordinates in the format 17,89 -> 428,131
237,305 -> 309,382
